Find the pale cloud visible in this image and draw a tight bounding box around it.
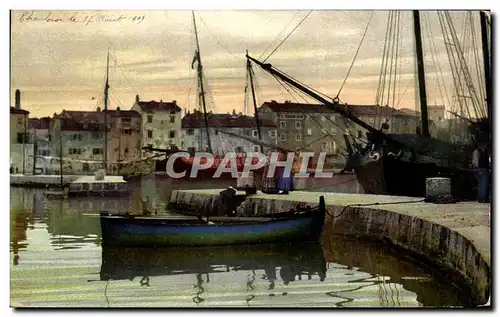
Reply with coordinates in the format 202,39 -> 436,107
10,10 -> 487,118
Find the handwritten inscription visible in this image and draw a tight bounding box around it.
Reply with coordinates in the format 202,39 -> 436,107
19,11 -> 146,26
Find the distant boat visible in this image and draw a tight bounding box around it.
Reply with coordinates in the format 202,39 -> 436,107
100,196 -> 326,247
44,186 -> 68,199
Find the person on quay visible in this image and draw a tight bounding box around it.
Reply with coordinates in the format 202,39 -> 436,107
472,141 -> 491,203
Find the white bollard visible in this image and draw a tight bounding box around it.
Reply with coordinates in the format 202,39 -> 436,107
425,177 -> 451,199
95,169 -> 105,181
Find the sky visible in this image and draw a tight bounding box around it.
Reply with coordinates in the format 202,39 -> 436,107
10,9 -> 488,118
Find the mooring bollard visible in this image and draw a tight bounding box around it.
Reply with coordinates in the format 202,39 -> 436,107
425,177 -> 451,200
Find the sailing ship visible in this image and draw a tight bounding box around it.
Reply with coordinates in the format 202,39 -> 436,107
147,12 -> 270,180
246,10 -> 491,200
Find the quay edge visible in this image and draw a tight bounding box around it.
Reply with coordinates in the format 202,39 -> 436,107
169,189 -> 490,306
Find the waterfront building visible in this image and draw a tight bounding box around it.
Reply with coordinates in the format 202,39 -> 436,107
181,110 -> 277,155
10,89 -> 33,174
258,100 -> 420,167
131,95 -> 182,157
49,107 -> 142,174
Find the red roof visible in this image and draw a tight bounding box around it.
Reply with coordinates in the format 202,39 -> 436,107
182,113 -> 276,129
28,117 -> 51,130
136,100 -> 181,113
260,101 -> 418,118
10,107 -> 29,115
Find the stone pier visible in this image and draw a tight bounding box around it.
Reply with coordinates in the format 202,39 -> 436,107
169,189 -> 491,306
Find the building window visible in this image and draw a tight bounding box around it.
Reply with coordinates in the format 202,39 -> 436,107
169,110 -> 177,115
235,146 -> 243,153
307,128 -> 312,136
296,114 -> 304,120
280,133 -> 286,141
186,129 -> 194,135
147,130 -> 153,139
147,115 -> 153,123
252,145 -> 260,152
252,130 -> 258,138
280,121 -> 286,129
214,130 -> 219,135
92,132 -> 100,139
169,130 -> 176,138
17,133 -> 25,144
92,148 -> 103,155
121,129 -> 132,135
295,121 -> 302,129
357,130 -> 363,138
170,116 -> 176,123
122,117 -> 131,123
279,114 -> 286,119
160,120 -> 164,125
124,148 -> 129,154
17,117 -> 23,125
269,130 -> 276,138
295,133 -> 302,141
72,134 -> 82,141
69,148 -> 82,155
37,149 -> 50,156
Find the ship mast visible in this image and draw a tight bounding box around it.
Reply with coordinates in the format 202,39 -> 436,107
247,50 -> 263,152
103,49 -> 110,172
412,10 -> 430,137
192,11 -> 212,154
479,11 -> 491,122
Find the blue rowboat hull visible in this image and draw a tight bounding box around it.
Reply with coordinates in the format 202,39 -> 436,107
100,202 -> 325,247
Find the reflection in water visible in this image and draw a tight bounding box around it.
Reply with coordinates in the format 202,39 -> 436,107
99,242 -> 327,306
10,177 -> 472,307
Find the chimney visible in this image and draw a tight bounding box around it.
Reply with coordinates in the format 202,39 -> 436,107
135,95 -> 140,103
117,106 -> 121,112
173,100 -> 177,105
232,109 -> 236,116
97,106 -> 101,112
15,89 -> 21,109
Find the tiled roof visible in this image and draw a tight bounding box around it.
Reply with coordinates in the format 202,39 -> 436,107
260,101 -> 419,118
182,113 -> 276,129
136,100 -> 182,113
28,117 -> 51,130
10,107 -> 29,115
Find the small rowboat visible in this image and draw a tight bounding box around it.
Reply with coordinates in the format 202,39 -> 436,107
100,196 -> 326,247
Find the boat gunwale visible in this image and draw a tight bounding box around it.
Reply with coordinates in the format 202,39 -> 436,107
100,209 -> 321,227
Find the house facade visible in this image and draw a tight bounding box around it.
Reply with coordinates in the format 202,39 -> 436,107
258,100 -> 419,167
131,95 -> 182,157
181,111 -> 277,156
10,106 -> 33,174
50,107 -> 142,174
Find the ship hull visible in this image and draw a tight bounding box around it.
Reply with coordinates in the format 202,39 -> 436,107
354,155 -> 477,200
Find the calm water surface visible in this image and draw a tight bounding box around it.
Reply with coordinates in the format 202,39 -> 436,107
10,176 -> 471,307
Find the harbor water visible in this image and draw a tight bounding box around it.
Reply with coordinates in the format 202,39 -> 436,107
10,175 -> 472,307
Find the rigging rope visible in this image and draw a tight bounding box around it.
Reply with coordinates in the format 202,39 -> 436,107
258,11 -> 303,60
335,11 -> 374,100
376,11 -> 393,106
199,14 -> 238,58
263,11 -> 313,63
